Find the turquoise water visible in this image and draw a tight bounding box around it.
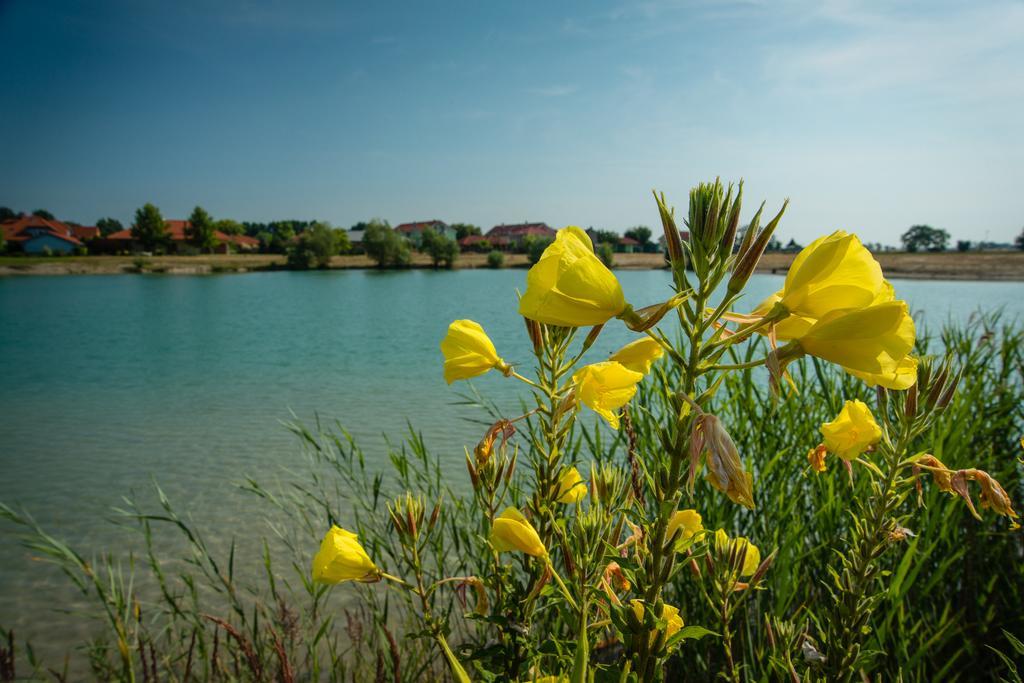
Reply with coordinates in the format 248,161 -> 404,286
0,269 -> 1021,659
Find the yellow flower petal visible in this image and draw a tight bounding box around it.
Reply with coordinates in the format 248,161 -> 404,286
555,467 -> 587,504
609,337 -> 665,374
666,509 -> 703,548
797,301 -> 916,377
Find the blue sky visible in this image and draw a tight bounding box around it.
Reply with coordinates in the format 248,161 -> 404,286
1,0 -> 1022,244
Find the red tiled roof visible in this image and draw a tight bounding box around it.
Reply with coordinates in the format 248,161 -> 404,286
106,221 -> 257,246
486,223 -> 555,239
70,225 -> 100,240
619,236 -> 640,245
1,216 -> 84,245
224,234 -> 259,246
395,220 -> 446,233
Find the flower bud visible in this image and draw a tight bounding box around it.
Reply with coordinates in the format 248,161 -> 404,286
619,292 -> 689,332
693,413 -> 755,509
524,316 -> 544,355
727,199 -> 788,294
654,190 -> 684,267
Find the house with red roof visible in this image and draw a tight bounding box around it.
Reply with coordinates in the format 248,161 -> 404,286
102,220 -> 260,254
1,215 -> 96,255
484,222 -> 556,250
394,220 -> 456,248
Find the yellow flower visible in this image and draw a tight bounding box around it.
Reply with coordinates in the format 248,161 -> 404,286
714,529 -> 760,577
778,231 -> 885,320
440,319 -> 510,384
630,600 -> 684,641
555,467 -> 587,504
846,355 -> 919,390
820,399 -> 882,460
518,226 -> 627,327
609,337 -> 664,374
794,301 -> 916,380
666,509 -> 703,548
572,361 -> 644,430
490,507 -> 546,557
312,526 -> 380,584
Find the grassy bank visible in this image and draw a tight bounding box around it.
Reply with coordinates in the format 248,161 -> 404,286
2,250 -> 1022,279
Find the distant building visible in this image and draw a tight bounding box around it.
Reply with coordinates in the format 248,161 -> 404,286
618,236 -> 640,253
459,234 -> 507,251
485,222 -> 556,249
394,220 -> 456,247
103,220 -> 260,254
1,215 -> 96,254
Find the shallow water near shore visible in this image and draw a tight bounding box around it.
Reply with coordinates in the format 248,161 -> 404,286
0,269 -> 1021,662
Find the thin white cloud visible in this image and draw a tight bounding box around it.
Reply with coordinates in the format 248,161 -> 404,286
528,84 -> 580,97
763,1 -> 1024,99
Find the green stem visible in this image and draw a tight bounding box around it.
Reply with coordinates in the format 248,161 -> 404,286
546,559 -> 580,613
826,428 -> 910,681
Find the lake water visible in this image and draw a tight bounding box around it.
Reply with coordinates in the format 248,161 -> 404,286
0,269 -> 1021,661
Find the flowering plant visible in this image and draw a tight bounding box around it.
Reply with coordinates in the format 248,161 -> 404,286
311,180 -> 1016,682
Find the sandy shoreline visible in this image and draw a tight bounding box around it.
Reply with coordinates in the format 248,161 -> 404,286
1,251 -> 1021,280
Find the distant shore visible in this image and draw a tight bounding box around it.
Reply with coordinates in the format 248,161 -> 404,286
1,251 -> 1022,280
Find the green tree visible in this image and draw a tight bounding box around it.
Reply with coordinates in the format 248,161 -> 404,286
0,233 -> 6,254
1015,226 -> 1023,250
214,219 -> 245,236
956,240 -> 972,252
96,217 -> 123,236
590,229 -> 619,246
525,236 -> 553,264
32,209 -> 55,220
131,203 -> 169,252
363,220 -> 411,268
486,250 -> 504,268
334,228 -> 352,255
901,224 -> 949,252
784,238 -> 803,252
766,235 -> 783,252
187,206 -> 218,253
0,207 -> 16,221
597,241 -> 615,268
624,225 -> 652,245
255,230 -> 274,252
269,225 -> 295,253
287,221 -> 339,269
421,229 -> 458,269
450,223 -> 482,240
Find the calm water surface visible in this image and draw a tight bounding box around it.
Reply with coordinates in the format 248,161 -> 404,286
0,269 -> 1021,659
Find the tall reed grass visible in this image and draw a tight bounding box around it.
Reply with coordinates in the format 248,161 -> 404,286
1,314 -> 1021,681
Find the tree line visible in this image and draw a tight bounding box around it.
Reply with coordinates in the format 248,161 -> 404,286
3,205 -> 1023,260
